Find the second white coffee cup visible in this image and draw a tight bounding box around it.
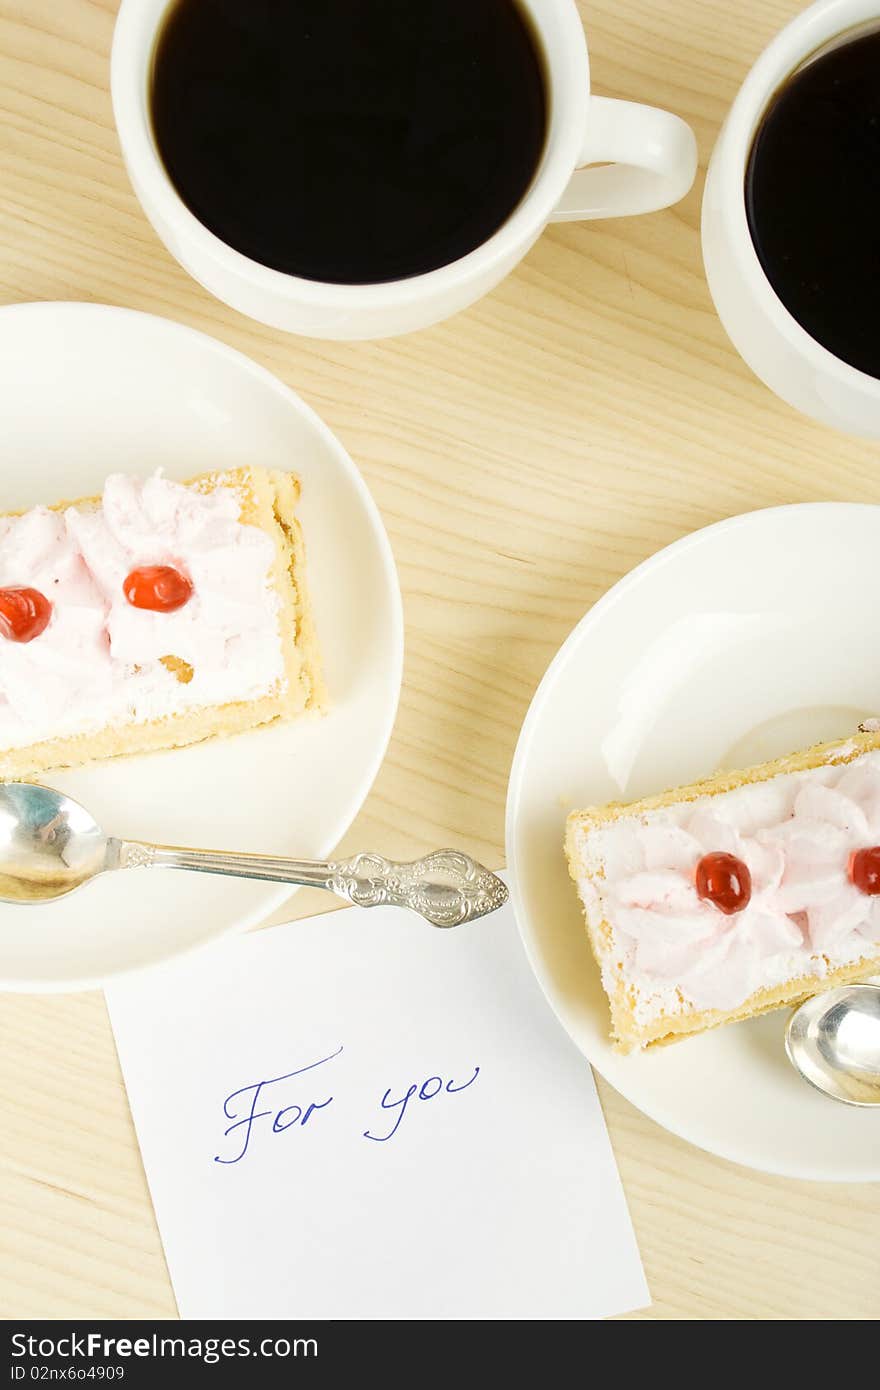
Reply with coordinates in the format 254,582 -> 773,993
703,0 -> 880,437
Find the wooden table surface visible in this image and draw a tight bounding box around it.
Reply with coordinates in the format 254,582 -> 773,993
1,0 -> 878,1323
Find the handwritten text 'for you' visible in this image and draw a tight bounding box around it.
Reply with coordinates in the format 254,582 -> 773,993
215,1047 -> 480,1164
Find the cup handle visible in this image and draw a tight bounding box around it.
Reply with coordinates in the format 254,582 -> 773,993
550,95 -> 697,221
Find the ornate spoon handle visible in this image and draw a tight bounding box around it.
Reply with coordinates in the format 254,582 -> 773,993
324,850 -> 508,926
115,842 -> 507,928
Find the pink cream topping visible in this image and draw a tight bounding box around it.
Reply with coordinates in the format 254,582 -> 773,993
605,809 -> 800,1011
767,762 -> 880,956
0,473 -> 284,750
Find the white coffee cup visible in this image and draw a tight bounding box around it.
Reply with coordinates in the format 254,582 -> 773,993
703,0 -> 880,437
111,0 -> 696,341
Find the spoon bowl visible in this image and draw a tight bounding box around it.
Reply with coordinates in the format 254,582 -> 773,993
785,983 -> 880,1106
0,782 -> 111,904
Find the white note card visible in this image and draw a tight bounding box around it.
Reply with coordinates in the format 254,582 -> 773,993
106,881 -> 648,1320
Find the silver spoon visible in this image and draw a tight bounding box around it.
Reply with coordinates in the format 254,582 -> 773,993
785,983 -> 880,1106
0,782 -> 508,928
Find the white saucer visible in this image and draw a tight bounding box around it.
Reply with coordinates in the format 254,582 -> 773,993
0,303 -> 403,990
506,504 -> 880,1181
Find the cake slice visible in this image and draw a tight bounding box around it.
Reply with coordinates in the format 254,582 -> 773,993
0,467 -> 323,778
565,731 -> 880,1050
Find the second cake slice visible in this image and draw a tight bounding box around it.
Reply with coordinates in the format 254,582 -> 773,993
565,732 -> 880,1050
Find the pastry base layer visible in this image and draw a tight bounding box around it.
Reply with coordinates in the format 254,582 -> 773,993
565,731 -> 880,1050
0,467 -> 324,779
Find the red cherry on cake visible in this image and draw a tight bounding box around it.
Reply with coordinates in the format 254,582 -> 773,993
0,586 -> 53,643
123,565 -> 193,613
695,851 -> 752,915
849,846 -> 880,895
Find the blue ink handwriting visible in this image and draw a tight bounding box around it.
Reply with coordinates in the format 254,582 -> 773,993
214,1045 -> 342,1165
363,1066 -> 480,1143
214,1053 -> 481,1162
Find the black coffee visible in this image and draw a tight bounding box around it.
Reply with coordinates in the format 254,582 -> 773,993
150,0 -> 547,285
745,28 -> 880,378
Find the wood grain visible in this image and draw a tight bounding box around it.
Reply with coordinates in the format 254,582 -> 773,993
0,0 -> 878,1321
